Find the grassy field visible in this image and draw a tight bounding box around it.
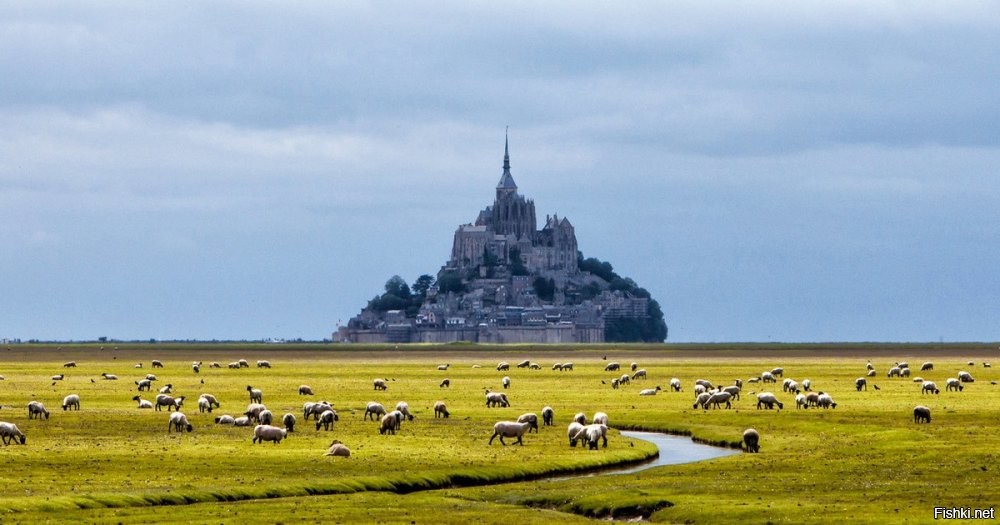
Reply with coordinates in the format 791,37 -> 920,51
0,342 -> 997,523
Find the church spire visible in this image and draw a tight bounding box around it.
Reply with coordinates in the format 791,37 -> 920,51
503,127 -> 510,172
496,128 -> 517,198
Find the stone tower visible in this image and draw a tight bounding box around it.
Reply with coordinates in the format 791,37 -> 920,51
489,133 -> 536,240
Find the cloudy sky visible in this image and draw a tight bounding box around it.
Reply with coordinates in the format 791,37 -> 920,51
2,2 -> 998,342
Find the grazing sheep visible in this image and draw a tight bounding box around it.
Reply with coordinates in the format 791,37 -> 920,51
282,413 -> 296,432
516,360 -> 530,368
198,397 -> 214,413
901,368 -> 911,378
670,378 -> 682,392
866,361 -> 874,371
552,363 -> 563,371
567,421 -> 585,447
639,386 -> 662,396
238,359 -> 249,368
101,372 -> 118,380
136,379 -> 153,391
855,378 -> 868,391
51,374 -> 64,381
619,374 -> 631,386
488,421 -> 532,446
541,406 -> 554,426
244,403 -> 268,423
529,362 -> 541,370
27,401 -> 50,420
502,376 -> 511,389
958,371 -> 975,383
747,377 -> 761,384
63,361 -> 77,368
610,378 -> 620,389
364,402 -> 386,421
486,391 -> 510,408
199,394 -> 220,410
695,379 -> 714,390
256,360 -> 271,368
562,362 -> 574,371
572,412 -> 587,425
921,362 -> 934,371
258,409 -> 274,426
795,393 -> 809,410
801,379 -> 812,391
806,392 -> 820,407
632,369 -> 647,381
325,440 -> 351,457
630,362 -> 639,372
298,385 -> 314,396
760,372 -> 776,383
373,378 -> 388,391
439,378 -> 450,388
771,367 -> 784,378
433,401 -> 450,418
0,422 -> 27,445
394,401 -> 415,421
379,412 -> 401,435
604,362 -> 620,372
192,362 -> 200,374
233,416 -> 252,427
921,381 -> 940,395
742,428 -> 760,453
945,378 -> 964,392
693,392 -> 712,409
316,409 -> 338,431
984,362 -> 992,368
253,424 -> 287,444
516,413 -> 539,433
438,363 -> 450,371
62,394 -> 81,411
867,369 -> 877,377
228,362 -> 241,369
888,367 -> 902,378
756,392 -> 784,410
571,423 -> 609,450
132,395 -> 153,409
497,361 -> 510,371
896,362 -> 909,370
693,384 -> 707,397
210,362 -> 222,368
913,405 -> 931,424
592,411 -> 609,426
705,391 -> 733,409
246,385 -> 263,404
302,401 -> 331,420
214,415 -> 236,425
817,393 -> 837,409
155,394 -> 184,412
722,385 -> 741,400
167,412 -> 193,433
151,360 -> 164,368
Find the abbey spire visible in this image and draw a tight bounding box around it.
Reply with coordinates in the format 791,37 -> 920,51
496,129 -> 517,199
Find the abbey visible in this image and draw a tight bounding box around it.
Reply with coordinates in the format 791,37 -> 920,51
339,135 -> 666,344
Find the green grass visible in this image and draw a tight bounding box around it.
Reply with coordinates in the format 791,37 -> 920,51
0,343 -> 997,523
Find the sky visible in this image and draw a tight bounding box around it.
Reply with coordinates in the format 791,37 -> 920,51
2,2 -> 999,343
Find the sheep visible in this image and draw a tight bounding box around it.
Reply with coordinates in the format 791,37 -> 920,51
486,391 -> 510,408
782,379 -> 800,394
316,409 -> 338,431
921,381 -> 940,395
913,405 -> 931,424
151,360 -> 164,368
771,367 -> 784,378
801,379 -> 812,391
901,368 -> 911,378
921,362 -> 934,371
541,406 -> 554,426
631,362 -> 639,372
282,413 -> 296,432
214,415 -> 236,425
244,403 -> 268,423
364,402 -> 386,421
670,378 -> 682,392
488,421 -> 532,446
619,374 -> 631,386
760,372 -> 776,383
192,362 -> 200,374
695,379 -> 714,390
817,393 -> 837,409
496,361 -> 510,371
592,411 -> 609,426
562,362 -> 575,371
298,385 -> 314,396
958,371 -> 975,383
896,361 -> 909,370
867,369 -> 877,377
887,367 -> 902,378
325,440 -> 351,457
693,392 -> 712,409
756,392 -> 784,410
632,369 -> 647,381
136,379 -> 153,391
63,361 -> 77,368
610,378 -> 620,389
246,385 -> 263,403
516,360 -> 530,368
604,362 -> 620,372
945,378 -> 964,392
379,412 -> 400,435
571,423 -> 609,450
159,383 -> 173,394
705,391 -> 733,410
693,384 -> 707,397
855,377 -> 868,391
199,394 -> 220,410
561,422 -> 584,448
238,359 -> 249,368
552,363 -> 563,371
0,422 -> 27,445
228,362 -> 241,369
433,401 -> 450,418
258,409 -> 274,426
167,412 -> 193,433
639,386 -> 662,396
233,416 -> 252,427
253,424 -> 287,444
866,361 -> 874,371
51,374 -> 64,381
373,378 -> 388,391
302,401 -> 333,421
101,372 -> 118,380
27,401 -> 50,420
210,362 -> 222,368
155,394 -> 184,412
795,393 -> 809,410
439,378 -> 450,388
256,360 -> 271,368
742,428 -> 760,453
394,401 -> 415,421
516,413 -> 539,433
198,397 -> 214,413
806,392 -> 820,407
61,394 -> 81,411
132,395 -> 154,409
722,385 -> 741,400
572,412 -> 587,425
529,362 -> 541,370
502,376 -> 511,389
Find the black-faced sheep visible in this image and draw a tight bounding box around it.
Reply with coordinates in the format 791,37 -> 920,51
756,392 -> 783,410
632,369 -> 647,381
253,424 -> 287,444
760,372 -> 776,383
244,403 -> 268,423
304,401 -> 333,421
695,379 -> 714,390
373,378 -> 388,391
670,378 -> 682,392
132,395 -> 153,409
572,412 -> 587,425
364,402 -> 386,421
379,412 -> 401,435
155,394 -> 184,412
151,360 -> 164,368
516,413 -> 539,433
282,413 -> 296,432
801,379 -> 812,391
214,415 -> 236,424
136,379 -> 153,391
62,394 -> 81,411
516,360 -> 530,369
619,374 -> 631,386
631,362 -> 639,372
101,372 -> 118,380
742,428 -> 760,453
817,393 -> 837,409
571,423 -> 609,450
0,422 -> 27,445
771,367 -> 784,378
439,379 -> 450,388
51,374 -> 64,381
945,378 -> 964,392
705,391 -> 733,410
27,401 -> 49,420
541,406 -> 554,426
958,371 -> 975,383
433,401 -> 450,418
805,392 -> 820,407
233,416 -> 252,427
921,381 -> 940,395
693,392 -> 712,409
610,378 -> 620,389
488,421 -> 532,446
639,386 -> 661,396
567,421 -> 585,447
486,391 -> 510,408
722,385 -> 741,400
496,361 -> 510,371
394,402 -> 415,421
921,362 -> 933,371
246,385 -> 263,403
325,440 -> 351,457
238,359 -> 249,368
592,411 -> 609,426
795,393 -> 809,410
199,394 -> 220,410
167,412 -> 193,433
256,360 -> 271,368
855,377 -> 868,391
502,376 -> 510,389
887,367 -> 902,378
604,362 -> 620,372
159,383 -> 173,394
63,361 -> 77,368
913,405 -> 931,423
552,363 -> 563,371
298,385 -> 314,396
258,409 -> 274,426
529,362 -> 541,370
316,409 -> 338,431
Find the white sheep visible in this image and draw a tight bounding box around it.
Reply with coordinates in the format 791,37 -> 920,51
497,361 -> 510,371
795,393 -> 809,410
316,409 -> 338,431
571,423 -> 609,450
282,413 -> 296,433
253,424 -> 287,444
199,394 -> 220,410
921,381 -> 940,395
325,439 -> 351,457
485,391 -> 510,408
373,378 -> 388,391
379,411 -> 402,435
693,384 -> 707,397
801,379 -> 812,391
771,367 -> 784,378
304,401 -> 333,421
805,392 -> 820,407
214,415 -> 236,425
552,363 -> 563,371
258,409 -> 274,426
244,403 -> 268,423
198,397 -> 214,413
945,378 -> 964,392
432,400 -> 451,419
722,385 -> 741,400
238,359 -> 249,368
562,362 -> 574,371
704,391 -> 733,410
605,362 -> 620,372
639,386 -> 661,396
101,372 -> 118,380
913,405 -> 931,423
855,378 -> 868,391
516,413 -> 539,433
438,363 -> 450,371
887,366 -> 902,378
958,371 -> 975,383
695,379 -> 713,390
567,421 -> 585,447
756,392 -> 784,410
592,411 -> 609,426
151,360 -> 164,368
572,412 -> 587,425
246,385 -> 263,403
27,401 -> 50,420
364,402 -> 386,421
760,372 -> 776,383
742,428 -> 760,453
488,421 -> 532,446
158,383 -> 173,394
693,392 -> 712,409
0,422 -> 27,445
155,394 -> 184,412
394,401 -> 415,421
619,374 -> 631,386
298,385 -> 314,396
502,376 -> 511,389
51,374 -> 64,381
632,369 -> 647,381
233,416 -> 252,427
256,360 -> 271,368
529,363 -> 541,370
670,378 -> 682,392
132,395 -> 153,409
61,394 -> 81,411
136,379 -> 153,391
541,406 -> 554,426
167,412 -> 193,433
610,378 -> 620,389
817,393 -> 837,409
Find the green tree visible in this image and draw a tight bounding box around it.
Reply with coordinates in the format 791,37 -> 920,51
412,274 -> 434,298
533,276 -> 556,302
508,247 -> 529,276
436,271 -> 466,294
384,275 -> 412,301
